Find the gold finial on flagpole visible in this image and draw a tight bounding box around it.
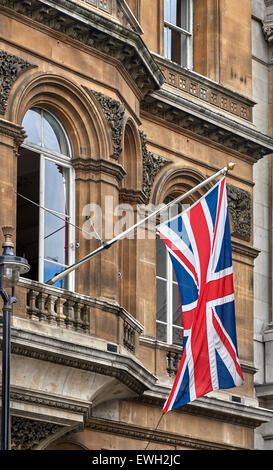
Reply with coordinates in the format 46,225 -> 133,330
227,162 -> 235,171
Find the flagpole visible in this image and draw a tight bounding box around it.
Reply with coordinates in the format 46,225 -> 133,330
46,162 -> 235,285
144,412 -> 165,450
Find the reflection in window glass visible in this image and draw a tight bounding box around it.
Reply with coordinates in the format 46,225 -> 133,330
156,278 -> 167,322
22,108 -> 71,156
44,160 -> 69,214
22,109 -> 42,147
44,212 -> 68,266
44,261 -> 67,289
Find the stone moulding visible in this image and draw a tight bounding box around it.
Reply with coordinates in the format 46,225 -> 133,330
86,416 -> 247,450
141,90 -> 273,160
155,55 -> 255,122
88,89 -> 125,160
0,50 -> 35,115
0,0 -> 165,96
140,130 -> 171,201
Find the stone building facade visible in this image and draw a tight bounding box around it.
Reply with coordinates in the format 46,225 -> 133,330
252,0 -> 273,450
0,0 -> 273,450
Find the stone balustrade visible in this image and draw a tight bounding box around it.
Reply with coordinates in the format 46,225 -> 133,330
24,280 -> 90,333
17,278 -> 143,353
166,350 -> 182,377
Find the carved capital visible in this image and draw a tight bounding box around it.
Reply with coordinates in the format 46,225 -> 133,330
227,183 -> 251,242
140,130 -> 170,201
0,50 -> 35,114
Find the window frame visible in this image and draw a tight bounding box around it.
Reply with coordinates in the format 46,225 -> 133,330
163,0 -> 194,69
156,234 -> 183,346
20,108 -> 75,290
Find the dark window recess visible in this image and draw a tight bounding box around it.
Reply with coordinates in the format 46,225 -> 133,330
231,395 -> 241,403
107,343 -> 118,353
16,147 -> 40,281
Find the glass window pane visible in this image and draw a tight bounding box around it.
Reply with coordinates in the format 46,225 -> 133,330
164,0 -> 171,22
22,108 -> 42,146
42,110 -> 70,156
44,212 -> 69,266
173,326 -> 183,346
156,322 -> 167,343
44,160 -> 69,215
156,278 -> 167,322
170,0 -> 178,25
181,34 -> 188,67
170,29 -> 182,64
44,261 -> 67,289
181,0 -> 190,31
173,283 -> 182,326
156,236 -> 167,278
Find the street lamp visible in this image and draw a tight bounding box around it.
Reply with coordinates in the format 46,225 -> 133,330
0,226 -> 30,450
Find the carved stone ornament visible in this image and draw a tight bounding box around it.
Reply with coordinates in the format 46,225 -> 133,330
227,183 -> 251,241
140,130 -> 170,201
91,90 -> 125,160
11,416 -> 62,450
0,50 -> 34,114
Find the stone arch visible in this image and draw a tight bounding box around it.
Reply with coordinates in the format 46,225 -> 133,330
121,116 -> 142,191
8,72 -> 112,160
118,117 -> 142,317
151,165 -> 211,206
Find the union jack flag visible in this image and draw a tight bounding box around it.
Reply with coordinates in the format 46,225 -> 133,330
157,177 -> 244,413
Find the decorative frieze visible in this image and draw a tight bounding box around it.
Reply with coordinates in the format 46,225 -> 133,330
227,184 -> 251,242
140,130 -> 170,201
0,50 -> 35,114
90,90 -> 125,160
158,59 -> 254,122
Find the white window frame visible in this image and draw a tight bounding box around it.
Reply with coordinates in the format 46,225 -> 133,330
164,0 -> 194,69
156,235 -> 183,345
21,109 -> 75,290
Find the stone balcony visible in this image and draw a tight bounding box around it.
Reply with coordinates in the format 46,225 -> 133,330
15,277 -> 143,355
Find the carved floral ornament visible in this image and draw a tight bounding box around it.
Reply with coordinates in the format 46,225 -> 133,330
89,89 -> 125,160
226,183 -> 251,242
0,50 -> 35,114
11,416 -> 62,450
139,130 -> 171,201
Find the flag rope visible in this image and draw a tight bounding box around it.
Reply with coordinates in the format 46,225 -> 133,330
45,162 -> 235,285
144,412 -> 165,450
16,191 -> 104,242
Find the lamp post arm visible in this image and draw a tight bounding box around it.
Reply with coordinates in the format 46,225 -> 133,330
0,287 -> 16,308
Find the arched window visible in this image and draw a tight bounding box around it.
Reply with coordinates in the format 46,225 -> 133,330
17,107 -> 75,289
156,198 -> 184,345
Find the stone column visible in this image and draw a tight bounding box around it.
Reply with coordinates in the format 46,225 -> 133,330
73,157 -> 125,301
0,119 -> 26,245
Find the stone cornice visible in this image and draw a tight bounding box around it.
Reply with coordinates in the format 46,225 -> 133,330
2,320 -> 155,395
138,391 -> 273,429
0,118 -> 27,145
72,156 -> 126,182
86,416 -> 244,450
0,0 -> 165,96
141,89 -> 273,161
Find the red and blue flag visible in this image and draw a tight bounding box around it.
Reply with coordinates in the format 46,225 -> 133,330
157,177 -> 244,413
